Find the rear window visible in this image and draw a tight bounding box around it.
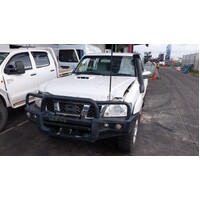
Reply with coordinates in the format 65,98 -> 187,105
0,52 -> 9,65
59,49 -> 78,62
31,52 -> 50,68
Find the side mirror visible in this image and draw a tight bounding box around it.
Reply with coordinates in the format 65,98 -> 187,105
4,64 -> 16,74
142,71 -> 151,79
15,61 -> 25,74
4,61 -> 25,75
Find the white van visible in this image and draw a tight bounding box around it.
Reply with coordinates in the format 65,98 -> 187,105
57,44 -> 102,70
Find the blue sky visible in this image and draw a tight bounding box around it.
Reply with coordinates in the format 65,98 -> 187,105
134,44 -> 199,59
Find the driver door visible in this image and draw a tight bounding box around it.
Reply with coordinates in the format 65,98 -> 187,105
3,52 -> 37,108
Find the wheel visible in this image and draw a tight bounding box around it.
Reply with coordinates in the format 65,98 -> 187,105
118,114 -> 140,152
142,97 -> 146,107
0,99 -> 8,132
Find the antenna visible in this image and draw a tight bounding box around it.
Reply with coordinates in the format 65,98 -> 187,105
108,44 -> 114,100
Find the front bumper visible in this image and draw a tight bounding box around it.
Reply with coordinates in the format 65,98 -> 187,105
25,93 -> 139,142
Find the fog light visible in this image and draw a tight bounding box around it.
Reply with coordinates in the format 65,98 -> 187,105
26,112 -> 31,118
104,123 -> 109,128
115,124 -> 122,130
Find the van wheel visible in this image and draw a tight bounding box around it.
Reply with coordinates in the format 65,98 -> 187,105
118,115 -> 140,153
0,99 -> 8,132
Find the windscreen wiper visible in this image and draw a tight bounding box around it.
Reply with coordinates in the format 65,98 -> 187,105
112,73 -> 132,77
75,71 -> 104,75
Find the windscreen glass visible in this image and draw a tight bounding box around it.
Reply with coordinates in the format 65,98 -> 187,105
74,56 -> 136,76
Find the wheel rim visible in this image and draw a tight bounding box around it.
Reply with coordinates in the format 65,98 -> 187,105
133,119 -> 139,144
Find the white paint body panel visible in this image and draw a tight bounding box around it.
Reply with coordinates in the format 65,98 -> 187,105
40,74 -> 137,101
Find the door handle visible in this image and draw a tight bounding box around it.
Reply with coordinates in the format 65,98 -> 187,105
50,69 -> 55,72
30,73 -> 36,76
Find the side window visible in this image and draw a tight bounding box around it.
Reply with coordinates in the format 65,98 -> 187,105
31,52 -> 50,68
6,52 -> 32,70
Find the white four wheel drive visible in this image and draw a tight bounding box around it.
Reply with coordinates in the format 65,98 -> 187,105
0,48 -> 62,132
26,53 -> 150,152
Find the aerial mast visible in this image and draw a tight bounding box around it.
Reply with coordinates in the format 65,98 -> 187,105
108,44 -> 114,101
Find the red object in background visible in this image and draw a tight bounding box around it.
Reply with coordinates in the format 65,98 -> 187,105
170,58 -> 174,66
149,69 -> 157,80
128,44 -> 133,53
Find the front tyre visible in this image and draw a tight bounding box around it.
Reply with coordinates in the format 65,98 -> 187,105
118,115 -> 140,152
0,99 -> 8,132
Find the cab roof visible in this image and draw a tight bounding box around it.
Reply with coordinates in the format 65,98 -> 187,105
84,52 -> 141,57
0,48 -> 49,53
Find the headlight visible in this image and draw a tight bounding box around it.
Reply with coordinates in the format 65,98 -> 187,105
103,105 -> 127,117
35,91 -> 43,108
35,97 -> 42,108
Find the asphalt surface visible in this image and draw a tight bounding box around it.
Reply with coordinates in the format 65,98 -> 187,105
0,67 -> 199,156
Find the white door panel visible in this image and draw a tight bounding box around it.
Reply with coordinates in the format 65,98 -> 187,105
31,51 -> 57,85
3,52 -> 38,108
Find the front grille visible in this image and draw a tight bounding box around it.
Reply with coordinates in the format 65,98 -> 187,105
44,99 -> 100,118
59,101 -> 83,115
45,99 -> 54,112
87,105 -> 102,118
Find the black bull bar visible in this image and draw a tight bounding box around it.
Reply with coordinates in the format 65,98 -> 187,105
25,93 -> 136,142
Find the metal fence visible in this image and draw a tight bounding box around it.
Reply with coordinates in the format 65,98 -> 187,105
182,53 -> 199,71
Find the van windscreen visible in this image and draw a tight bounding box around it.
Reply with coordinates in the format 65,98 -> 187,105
59,50 -> 78,62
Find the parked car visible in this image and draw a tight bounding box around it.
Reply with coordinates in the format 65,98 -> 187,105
26,53 -> 151,152
144,62 -> 160,80
0,48 -> 61,132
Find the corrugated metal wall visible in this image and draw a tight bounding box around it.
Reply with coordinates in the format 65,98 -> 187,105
93,44 -> 105,52
182,53 -> 199,70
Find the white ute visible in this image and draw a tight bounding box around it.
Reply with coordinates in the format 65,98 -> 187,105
26,53 -> 150,152
0,48 -> 62,132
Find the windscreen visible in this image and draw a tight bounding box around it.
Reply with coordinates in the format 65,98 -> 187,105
0,52 -> 9,65
59,49 -> 78,62
74,56 -> 136,76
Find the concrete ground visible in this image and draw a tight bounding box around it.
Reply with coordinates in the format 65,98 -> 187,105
0,67 -> 199,156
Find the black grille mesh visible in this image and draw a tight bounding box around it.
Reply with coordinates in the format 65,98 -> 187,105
44,99 -> 100,118
45,99 -> 54,112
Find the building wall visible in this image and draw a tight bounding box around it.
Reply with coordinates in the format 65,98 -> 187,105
182,53 -> 199,71
0,44 -> 10,50
0,44 -> 105,51
93,44 -> 105,52
0,44 -> 59,49
194,53 -> 199,70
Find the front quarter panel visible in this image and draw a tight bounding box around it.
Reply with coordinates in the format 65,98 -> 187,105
124,81 -> 142,114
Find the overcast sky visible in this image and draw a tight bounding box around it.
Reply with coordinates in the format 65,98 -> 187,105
134,44 -> 199,59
